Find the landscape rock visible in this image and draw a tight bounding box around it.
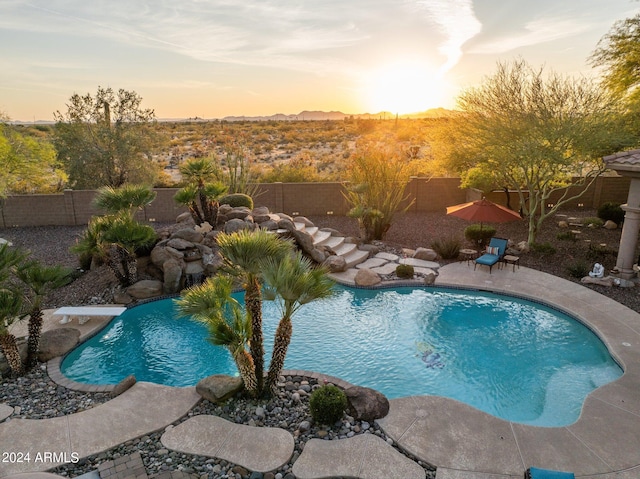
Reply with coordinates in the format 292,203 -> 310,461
252,206 -> 270,216
422,270 -> 437,285
171,228 -> 204,244
581,275 -> 614,287
166,237 -> 195,250
355,268 -> 381,286
196,375 -> 244,404
176,212 -> 195,224
224,218 -> 252,234
163,259 -> 183,294
558,220 -> 569,228
113,290 -> 133,304
38,328 -> 80,362
293,216 -> 314,227
516,241 -> 530,253
413,247 -> 438,261
323,255 -> 347,273
258,219 -> 279,231
345,386 -> 390,422
110,375 -> 137,398
359,244 -> 380,255
604,220 -> 618,230
226,207 -> 252,220
127,279 -> 163,299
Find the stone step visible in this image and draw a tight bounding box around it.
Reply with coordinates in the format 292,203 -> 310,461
317,235 -> 345,250
343,248 -> 370,269
311,230 -> 332,246
333,242 -> 357,257
292,434 -> 426,479
161,415 -> 294,473
305,226 -> 319,236
293,221 -> 306,231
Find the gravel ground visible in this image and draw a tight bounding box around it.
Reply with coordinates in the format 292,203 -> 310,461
0,210 -> 634,478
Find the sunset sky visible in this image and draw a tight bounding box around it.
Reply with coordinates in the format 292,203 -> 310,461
2,0 -> 639,121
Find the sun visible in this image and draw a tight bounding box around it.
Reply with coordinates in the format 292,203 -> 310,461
364,61 -> 445,115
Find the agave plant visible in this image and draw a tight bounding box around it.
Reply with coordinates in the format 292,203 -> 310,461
175,275 -> 258,395
261,252 -> 334,394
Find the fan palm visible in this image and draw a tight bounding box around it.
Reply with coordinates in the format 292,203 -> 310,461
175,157 -> 227,226
262,252 -> 334,394
16,262 -> 73,368
93,184 -> 157,218
0,288 -> 25,376
216,229 -> 293,394
175,275 -> 258,395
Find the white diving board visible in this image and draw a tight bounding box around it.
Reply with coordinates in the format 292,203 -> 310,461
52,306 -> 127,325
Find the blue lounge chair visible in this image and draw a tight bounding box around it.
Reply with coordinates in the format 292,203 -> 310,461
474,237 -> 508,273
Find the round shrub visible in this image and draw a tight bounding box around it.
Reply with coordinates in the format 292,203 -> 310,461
597,202 -> 624,226
464,224 -> 496,247
431,236 -> 461,259
396,263 -> 415,279
309,385 -> 348,426
566,260 -> 590,279
219,193 -> 254,210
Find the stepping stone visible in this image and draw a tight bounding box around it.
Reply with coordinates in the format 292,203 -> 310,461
328,269 -> 359,284
356,258 -> 388,269
414,267 -> 438,276
399,257 -> 440,269
375,252 -> 400,262
161,415 -> 294,473
0,403 -> 13,421
292,434 -> 425,479
371,263 -> 400,275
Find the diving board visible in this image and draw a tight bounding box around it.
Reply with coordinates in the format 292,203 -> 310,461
52,306 -> 127,325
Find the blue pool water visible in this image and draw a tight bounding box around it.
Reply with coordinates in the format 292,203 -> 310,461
61,286 -> 622,426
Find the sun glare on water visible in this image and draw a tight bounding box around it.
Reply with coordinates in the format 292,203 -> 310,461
365,61 -> 445,115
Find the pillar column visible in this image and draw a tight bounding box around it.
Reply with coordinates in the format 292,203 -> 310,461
614,205 -> 640,279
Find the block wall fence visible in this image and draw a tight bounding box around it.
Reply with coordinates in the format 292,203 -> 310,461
0,176 -> 630,228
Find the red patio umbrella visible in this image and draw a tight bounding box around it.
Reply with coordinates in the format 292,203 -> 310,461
446,198 -> 521,225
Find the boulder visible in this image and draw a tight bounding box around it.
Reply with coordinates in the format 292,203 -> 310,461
226,207 -> 252,220
423,270 -> 437,285
194,222 -> 213,234
355,268 -> 381,287
167,238 -> 195,250
163,259 -> 183,294
218,204 -> 233,215
277,212 -> 294,222
516,241 -> 530,253
171,228 -> 204,243
252,206 -> 270,216
225,218 -> 252,234
581,276 -> 614,287
38,328 -> 80,362
345,386 -> 390,422
259,220 -> 279,231
196,375 -> 244,403
202,251 -> 224,275
150,245 -> 182,267
113,290 -> 133,304
308,248 -> 327,264
413,247 -> 438,261
558,220 -> 569,228
110,375 -> 136,398
323,255 -> 347,273
176,212 -> 195,224
293,216 -> 314,227
604,220 -> 618,230
127,279 -> 163,299
359,244 -> 380,255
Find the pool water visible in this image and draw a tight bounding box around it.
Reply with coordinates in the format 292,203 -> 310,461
61,286 -> 622,427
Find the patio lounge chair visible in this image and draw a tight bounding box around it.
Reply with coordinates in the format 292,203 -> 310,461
525,467 -> 575,479
474,237 -> 508,273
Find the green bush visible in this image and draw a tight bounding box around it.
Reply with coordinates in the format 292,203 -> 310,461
396,263 -> 415,279
556,231 -> 577,242
597,202 -> 624,225
530,242 -> 556,255
587,243 -> 617,261
431,236 -> 461,259
309,385 -> 348,426
219,193 -> 254,209
566,260 -> 590,278
582,217 -> 604,228
464,225 -> 496,248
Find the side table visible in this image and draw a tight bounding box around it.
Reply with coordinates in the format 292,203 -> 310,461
459,248 -> 478,266
503,254 -> 520,272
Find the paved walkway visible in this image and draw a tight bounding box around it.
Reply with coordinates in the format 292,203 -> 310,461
2,261 -> 640,479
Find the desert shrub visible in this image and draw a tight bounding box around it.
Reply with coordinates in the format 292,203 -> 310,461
530,242 -> 556,255
597,202 -> 624,225
431,236 -> 461,259
582,217 -> 604,228
556,231 -> 577,242
396,264 -> 415,279
309,385 -> 348,425
219,193 -> 254,209
587,243 -> 617,262
566,260 -> 590,278
464,225 -> 496,248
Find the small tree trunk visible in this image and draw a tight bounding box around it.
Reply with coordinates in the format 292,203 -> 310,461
26,310 -> 44,368
266,317 -> 292,395
233,349 -> 258,397
0,333 -> 23,376
245,275 -> 265,394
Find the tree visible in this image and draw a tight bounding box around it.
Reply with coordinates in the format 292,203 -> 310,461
53,87 -> 163,189
216,229 -> 293,395
449,60 -> 625,244
0,113 -> 67,196
174,157 -> 228,226
175,275 -> 258,396
344,143 -> 414,242
0,288 -> 25,376
16,262 -> 72,368
261,252 -> 334,394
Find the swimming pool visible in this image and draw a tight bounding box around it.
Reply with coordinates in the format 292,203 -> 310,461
61,285 -> 622,427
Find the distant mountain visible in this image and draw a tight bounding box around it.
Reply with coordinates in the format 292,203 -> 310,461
219,108 -> 453,122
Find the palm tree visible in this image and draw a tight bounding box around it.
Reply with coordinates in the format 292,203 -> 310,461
262,252 -> 334,394
16,262 -> 73,368
93,184 -> 157,218
216,229 -> 293,395
175,275 -> 258,395
0,288 -> 25,376
175,157 -> 228,226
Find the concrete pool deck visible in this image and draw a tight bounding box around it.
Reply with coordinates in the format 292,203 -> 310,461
2,262 -> 640,478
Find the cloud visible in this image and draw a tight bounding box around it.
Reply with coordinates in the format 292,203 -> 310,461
469,16 -> 591,55
411,0 -> 482,74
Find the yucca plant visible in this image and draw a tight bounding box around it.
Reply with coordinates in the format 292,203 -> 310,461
261,252 -> 334,394
175,276 -> 258,396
